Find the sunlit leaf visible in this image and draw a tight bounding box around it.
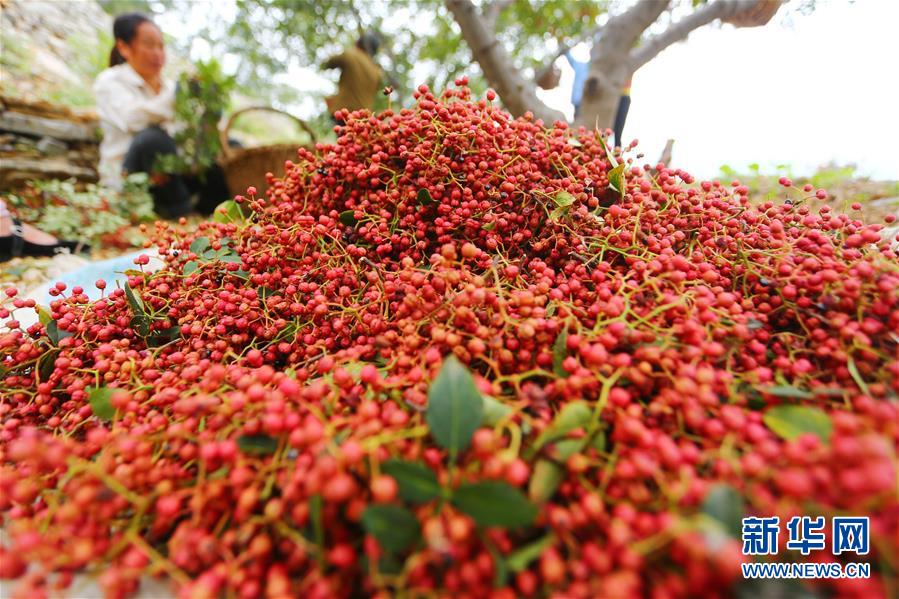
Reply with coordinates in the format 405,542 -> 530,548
763,405 -> 832,444
87,386 -> 116,421
426,356 -> 484,459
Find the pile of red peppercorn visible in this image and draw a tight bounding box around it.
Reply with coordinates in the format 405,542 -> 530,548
1,82 -> 897,598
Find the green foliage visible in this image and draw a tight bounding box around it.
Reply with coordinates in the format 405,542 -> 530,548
219,0 -> 605,111
425,356 -> 484,460
0,27 -> 111,108
97,0 -> 174,16
2,174 -> 155,244
717,162 -> 898,222
450,481 -> 538,528
0,31 -> 32,79
494,0 -> 603,73
763,405 -> 833,445
381,460 -> 442,503
155,59 -> 235,177
702,484 -> 745,538
361,504 -> 422,553
87,387 -> 116,421
236,434 -> 279,455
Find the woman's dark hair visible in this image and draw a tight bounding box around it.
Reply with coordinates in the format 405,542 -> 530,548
109,12 -> 153,67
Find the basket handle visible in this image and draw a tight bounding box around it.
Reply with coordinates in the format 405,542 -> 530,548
219,106 -> 317,160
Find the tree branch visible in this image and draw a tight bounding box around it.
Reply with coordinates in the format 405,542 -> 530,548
483,0 -> 514,30
597,0 -> 671,58
629,0 -> 759,71
445,0 -> 564,124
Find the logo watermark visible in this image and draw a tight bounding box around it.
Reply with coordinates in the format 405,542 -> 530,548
741,516 -> 870,579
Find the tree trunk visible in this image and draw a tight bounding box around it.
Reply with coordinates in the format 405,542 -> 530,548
446,0 -> 780,131
574,1 -> 668,130
445,0 -> 564,124
574,64 -> 627,131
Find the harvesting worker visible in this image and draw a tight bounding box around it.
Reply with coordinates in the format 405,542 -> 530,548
565,50 -> 632,149
322,32 -> 383,122
93,13 -> 229,218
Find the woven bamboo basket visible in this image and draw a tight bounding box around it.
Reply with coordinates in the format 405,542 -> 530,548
217,106 -> 316,197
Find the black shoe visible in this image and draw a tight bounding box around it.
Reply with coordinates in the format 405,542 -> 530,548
0,218 -> 91,262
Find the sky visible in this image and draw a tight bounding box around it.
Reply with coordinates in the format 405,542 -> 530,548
537,0 -> 899,180
170,0 -> 899,181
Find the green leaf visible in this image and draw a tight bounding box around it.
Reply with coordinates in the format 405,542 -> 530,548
553,438 -> 586,460
124,284 -> 152,339
847,357 -> 871,395
147,326 -> 181,348
218,252 -> 243,265
37,306 -> 52,326
124,282 -> 145,315
763,405 -> 832,444
183,261 -> 199,275
44,319 -> 72,345
529,461 -> 564,503
484,537 -> 509,588
532,401 -> 591,453
549,205 -> 568,222
747,318 -> 764,331
190,237 -> 210,255
758,385 -> 813,399
552,191 -> 575,208
38,349 -> 59,382
130,314 -> 151,338
360,553 -> 403,576
237,434 -> 279,455
339,210 -> 358,226
596,132 -> 618,167
608,163 -> 626,196
213,199 -> 245,223
87,386 -> 116,421
481,395 -> 513,426
552,328 -> 569,378
361,504 -> 421,553
309,494 -> 324,567
506,533 -> 555,572
381,460 -> 442,503
426,356 -> 484,458
452,481 -> 537,528
812,387 -> 846,397
417,188 -> 435,205
482,221 -> 496,231
702,484 -> 744,538
209,466 -> 229,480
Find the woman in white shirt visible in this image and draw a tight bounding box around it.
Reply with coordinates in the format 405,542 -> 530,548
93,13 -> 192,218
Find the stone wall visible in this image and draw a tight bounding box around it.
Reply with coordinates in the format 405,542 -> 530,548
0,0 -> 112,101
0,95 -> 100,190
0,0 -> 109,190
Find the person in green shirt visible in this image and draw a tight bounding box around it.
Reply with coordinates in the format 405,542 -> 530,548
323,32 -> 383,123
